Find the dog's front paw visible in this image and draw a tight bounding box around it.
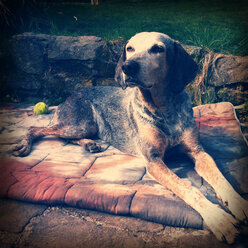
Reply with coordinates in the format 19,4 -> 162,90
85,142 -> 101,153
203,205 -> 239,244
11,138 -> 32,157
225,195 -> 248,223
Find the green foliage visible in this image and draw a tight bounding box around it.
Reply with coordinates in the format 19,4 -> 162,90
244,98 -> 248,111
1,0 -> 247,55
217,87 -> 229,102
0,0 -> 39,33
235,98 -> 248,122
201,87 -> 216,105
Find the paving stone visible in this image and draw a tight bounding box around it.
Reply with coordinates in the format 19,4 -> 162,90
62,207 -> 165,234
0,231 -> 20,248
1,199 -> 246,248
17,207 -> 146,248
0,199 -> 47,233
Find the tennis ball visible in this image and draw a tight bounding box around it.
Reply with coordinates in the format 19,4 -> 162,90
33,102 -> 49,115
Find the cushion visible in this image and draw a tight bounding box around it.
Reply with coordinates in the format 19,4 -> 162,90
0,102 -> 247,229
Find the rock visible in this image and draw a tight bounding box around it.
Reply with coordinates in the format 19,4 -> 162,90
183,45 -> 207,66
188,51 -> 248,105
18,208 -> 146,248
107,38 -> 126,63
0,200 -> 231,248
47,35 -> 115,77
11,73 -> 42,94
10,33 -> 52,75
217,84 -> 248,105
48,36 -> 104,61
0,198 -> 47,233
8,33 -> 116,104
207,54 -> 248,87
94,78 -> 117,87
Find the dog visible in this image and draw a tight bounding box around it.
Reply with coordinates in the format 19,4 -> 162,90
12,32 -> 248,244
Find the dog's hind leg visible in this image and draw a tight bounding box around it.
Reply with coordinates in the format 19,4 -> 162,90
70,139 -> 101,153
12,121 -> 98,157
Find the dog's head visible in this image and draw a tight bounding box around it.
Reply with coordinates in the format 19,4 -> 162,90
115,32 -> 198,93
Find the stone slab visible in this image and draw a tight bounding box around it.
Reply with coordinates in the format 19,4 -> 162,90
0,198 -> 47,233
0,199 -> 233,248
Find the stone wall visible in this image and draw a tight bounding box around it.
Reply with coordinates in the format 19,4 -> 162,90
3,33 -> 248,106
184,46 -> 248,106
6,33 -> 123,104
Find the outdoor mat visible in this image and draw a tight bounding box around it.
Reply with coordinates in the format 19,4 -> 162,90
0,102 -> 247,230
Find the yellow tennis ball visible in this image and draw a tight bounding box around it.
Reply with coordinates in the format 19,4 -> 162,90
33,102 -> 49,115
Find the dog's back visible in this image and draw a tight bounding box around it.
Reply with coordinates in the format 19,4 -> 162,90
56,86 -> 139,155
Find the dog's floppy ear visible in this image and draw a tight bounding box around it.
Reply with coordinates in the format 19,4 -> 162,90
115,44 -> 127,89
169,41 -> 198,93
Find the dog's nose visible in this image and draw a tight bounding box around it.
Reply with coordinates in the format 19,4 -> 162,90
122,60 -> 139,77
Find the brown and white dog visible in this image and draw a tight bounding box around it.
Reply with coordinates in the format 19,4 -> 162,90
12,32 -> 248,244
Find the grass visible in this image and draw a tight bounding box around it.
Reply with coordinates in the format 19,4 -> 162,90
15,0 -> 247,56
1,0 -> 248,55
0,0 -> 247,106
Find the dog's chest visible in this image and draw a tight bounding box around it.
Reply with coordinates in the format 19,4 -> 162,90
131,96 -> 195,149
91,87 -> 195,155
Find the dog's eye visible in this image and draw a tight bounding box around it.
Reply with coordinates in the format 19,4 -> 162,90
149,45 -> 164,54
126,46 -> 135,52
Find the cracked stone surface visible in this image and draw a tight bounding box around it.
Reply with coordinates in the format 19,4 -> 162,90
0,199 -> 233,248
0,198 -> 47,233
0,102 -> 248,247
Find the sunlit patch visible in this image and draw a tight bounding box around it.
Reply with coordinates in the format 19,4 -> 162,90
83,155 -> 146,184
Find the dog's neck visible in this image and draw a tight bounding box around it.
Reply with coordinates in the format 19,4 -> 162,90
136,87 -> 175,113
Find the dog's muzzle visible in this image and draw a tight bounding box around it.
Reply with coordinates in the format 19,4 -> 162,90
122,60 -> 140,78
121,74 -> 141,90
121,60 -> 141,90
